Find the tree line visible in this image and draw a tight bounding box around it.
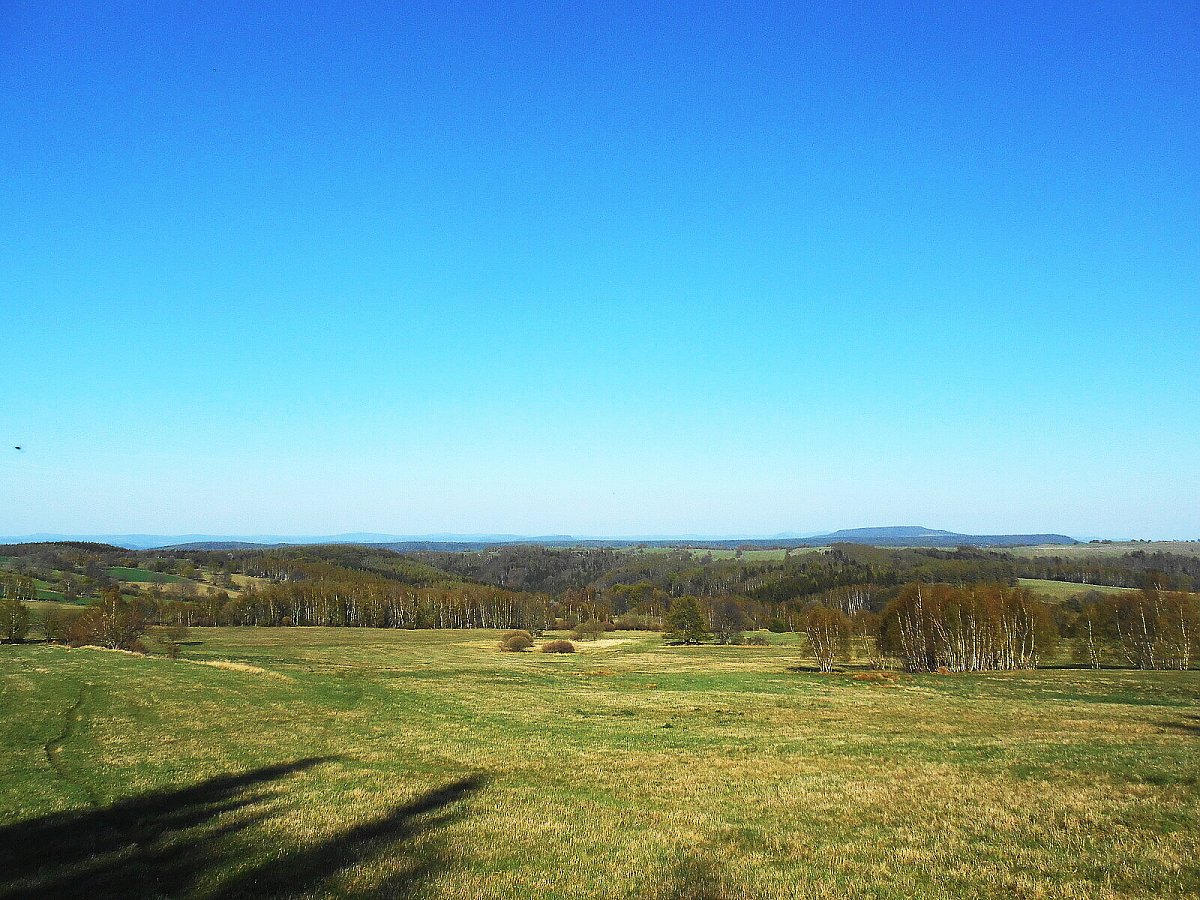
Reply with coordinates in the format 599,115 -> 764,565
3,542 -> 1198,669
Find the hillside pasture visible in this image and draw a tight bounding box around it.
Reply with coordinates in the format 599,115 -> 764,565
1011,542 -> 1200,559
105,566 -> 186,583
1016,577 -> 1136,601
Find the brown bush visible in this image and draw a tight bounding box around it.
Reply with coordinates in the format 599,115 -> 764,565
499,631 -> 534,652
541,639 -> 576,653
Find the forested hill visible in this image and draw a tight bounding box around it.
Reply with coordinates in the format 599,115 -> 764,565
802,527 -> 1079,547
5,540 -> 1196,610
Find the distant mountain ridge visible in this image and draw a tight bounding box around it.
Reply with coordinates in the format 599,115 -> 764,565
0,532 -> 576,550
0,526 -> 1079,550
801,526 -> 1079,547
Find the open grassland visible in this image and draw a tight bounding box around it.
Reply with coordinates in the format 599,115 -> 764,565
1017,578 -> 1136,601
105,566 -> 187,584
1011,542 -> 1200,559
2,629 -> 1198,899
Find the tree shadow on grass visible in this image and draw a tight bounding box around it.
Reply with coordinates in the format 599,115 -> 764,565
1159,714 -> 1200,736
212,773 -> 487,899
0,758 -> 487,900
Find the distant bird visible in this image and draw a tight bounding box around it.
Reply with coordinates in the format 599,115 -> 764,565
13,446 -> 20,451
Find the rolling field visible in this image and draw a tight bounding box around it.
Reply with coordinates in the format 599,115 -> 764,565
2,629 -> 1198,899
105,566 -> 187,583
1016,578 -> 1136,601
1010,542 -> 1200,559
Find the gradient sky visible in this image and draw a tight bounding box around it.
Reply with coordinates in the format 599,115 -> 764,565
2,2 -> 1197,539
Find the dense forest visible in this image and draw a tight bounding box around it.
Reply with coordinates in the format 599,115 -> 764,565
1,541 -> 1197,670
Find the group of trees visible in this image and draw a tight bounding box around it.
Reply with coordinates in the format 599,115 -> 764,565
1016,550 -> 1200,591
1,573 -> 38,602
3,541 -> 1199,671
174,580 -> 551,632
0,596 -> 31,643
34,588 -> 149,651
1069,589 -> 1198,670
881,583 -> 1054,672
790,585 -> 1200,673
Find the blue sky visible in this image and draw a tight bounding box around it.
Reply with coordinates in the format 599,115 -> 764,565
1,2 -> 1197,539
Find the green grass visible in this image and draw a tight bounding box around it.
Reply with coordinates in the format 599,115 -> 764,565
1018,577 -> 1136,601
2,629 -> 1198,899
105,566 -> 186,583
1011,542 -> 1200,558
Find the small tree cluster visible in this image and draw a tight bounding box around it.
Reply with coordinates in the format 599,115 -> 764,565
663,596 -> 710,644
571,619 -> 608,641
66,589 -> 148,651
881,583 -> 1055,672
1066,589 -> 1199,670
711,597 -> 750,644
804,606 -> 850,672
40,605 -> 75,643
0,597 -> 31,643
1,573 -> 37,602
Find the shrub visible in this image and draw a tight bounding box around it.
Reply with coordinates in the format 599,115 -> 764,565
499,631 -> 534,652
541,639 -> 576,653
744,634 -> 768,646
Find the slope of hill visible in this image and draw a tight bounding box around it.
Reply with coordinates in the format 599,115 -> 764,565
801,526 -> 1078,547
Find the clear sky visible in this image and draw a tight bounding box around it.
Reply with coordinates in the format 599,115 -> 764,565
2,2 -> 1197,539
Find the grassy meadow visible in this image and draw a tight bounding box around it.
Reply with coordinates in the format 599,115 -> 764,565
1010,542 -> 1200,559
105,566 -> 188,584
1016,578 -> 1136,601
2,628 -> 1198,899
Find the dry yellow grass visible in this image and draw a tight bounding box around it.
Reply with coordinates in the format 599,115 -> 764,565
1,628 -> 1197,898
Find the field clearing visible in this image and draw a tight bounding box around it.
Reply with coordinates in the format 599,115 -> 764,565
1017,578 -> 1136,600
1010,542 -> 1200,558
1,628 -> 1198,899
122,578 -> 237,598
105,566 -> 186,583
